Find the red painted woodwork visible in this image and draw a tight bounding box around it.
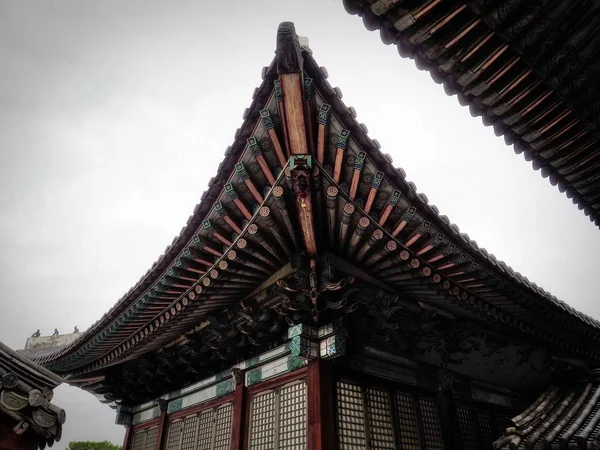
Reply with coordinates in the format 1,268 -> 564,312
122,424 -> 133,450
230,382 -> 246,450
246,366 -> 308,396
155,408 -> 168,450
0,421 -> 38,450
167,394 -> 235,422
307,359 -> 335,450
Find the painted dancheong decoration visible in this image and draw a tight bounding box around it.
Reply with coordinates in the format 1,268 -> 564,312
17,20 -> 600,450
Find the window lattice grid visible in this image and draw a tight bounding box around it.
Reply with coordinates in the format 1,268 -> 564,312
166,420 -> 183,450
365,387 -> 396,449
395,393 -> 421,450
213,403 -> 234,450
279,381 -> 308,449
336,381 -> 368,450
180,415 -> 199,450
456,407 -> 479,450
131,430 -> 147,450
196,409 -> 215,450
144,427 -> 158,450
419,398 -> 444,450
249,390 -> 276,449
477,412 -> 495,448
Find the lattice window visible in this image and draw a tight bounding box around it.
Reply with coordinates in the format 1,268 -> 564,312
279,381 -> 308,449
196,409 -> 215,449
180,415 -> 198,450
248,380 -> 307,450
456,407 -> 478,450
162,402 -> 233,450
131,427 -> 159,450
419,398 -> 444,450
214,403 -> 234,450
249,390 -> 276,449
337,381 -> 368,449
477,412 -> 495,448
395,393 -> 420,450
366,387 -> 396,449
166,420 -> 183,450
131,430 -> 147,450
144,427 -> 158,450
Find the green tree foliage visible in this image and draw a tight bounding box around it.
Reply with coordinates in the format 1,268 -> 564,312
66,441 -> 122,450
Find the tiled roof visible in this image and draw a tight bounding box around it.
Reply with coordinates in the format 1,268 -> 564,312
31,23 -> 600,377
494,374 -> 600,449
342,0 -> 600,229
0,341 -> 66,448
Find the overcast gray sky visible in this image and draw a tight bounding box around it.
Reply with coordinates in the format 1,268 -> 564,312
1,1 -> 600,448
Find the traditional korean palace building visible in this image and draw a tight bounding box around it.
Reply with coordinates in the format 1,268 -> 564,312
22,19 -> 600,450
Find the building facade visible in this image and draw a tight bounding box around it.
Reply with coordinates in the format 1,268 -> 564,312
25,22 -> 600,449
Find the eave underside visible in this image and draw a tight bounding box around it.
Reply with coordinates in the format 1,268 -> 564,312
343,0 -> 600,228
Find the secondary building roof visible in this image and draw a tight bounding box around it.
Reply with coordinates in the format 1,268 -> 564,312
494,370 -> 600,449
342,0 -> 600,228
0,341 -> 66,449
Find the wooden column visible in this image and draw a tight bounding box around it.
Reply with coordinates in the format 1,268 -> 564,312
230,372 -> 247,450
307,358 -> 335,450
436,371 -> 461,450
121,424 -> 133,450
155,401 -> 169,450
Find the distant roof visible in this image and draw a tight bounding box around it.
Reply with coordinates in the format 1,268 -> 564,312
18,344 -> 70,360
342,0 -> 600,229
495,371 -> 600,449
0,341 -> 66,448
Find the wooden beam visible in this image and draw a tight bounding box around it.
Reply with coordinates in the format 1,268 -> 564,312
305,77 -> 316,156
364,171 -> 384,214
248,136 -> 276,185
349,151 -> 366,200
333,130 -> 350,183
280,73 -> 308,155
277,23 -> 308,156
293,167 -> 318,257
316,105 -> 331,165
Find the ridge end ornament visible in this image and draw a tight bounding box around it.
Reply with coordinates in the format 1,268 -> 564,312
276,22 -> 303,74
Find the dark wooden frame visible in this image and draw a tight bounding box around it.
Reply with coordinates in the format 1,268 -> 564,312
331,368 -> 444,450
128,418 -> 161,450
244,367 -> 309,450
131,418 -> 161,433
166,393 -> 235,422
